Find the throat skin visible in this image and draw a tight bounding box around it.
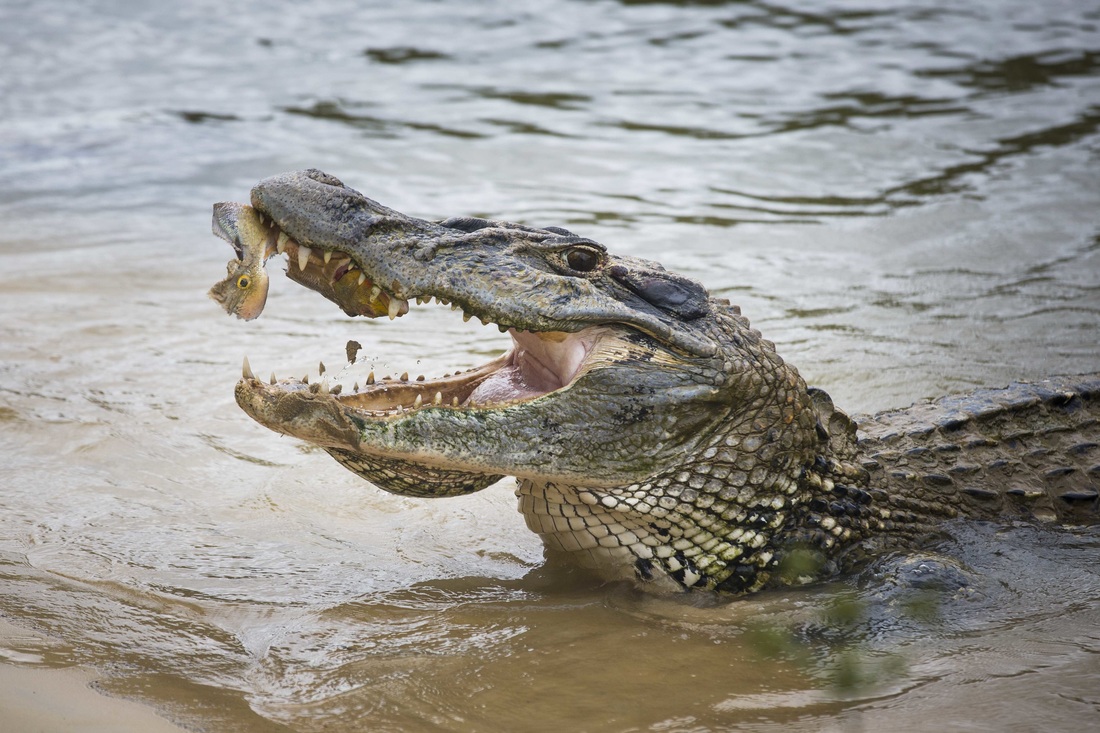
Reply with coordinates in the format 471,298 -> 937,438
221,169 -> 1100,596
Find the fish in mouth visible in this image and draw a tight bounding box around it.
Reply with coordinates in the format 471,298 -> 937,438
207,202 -> 276,320
210,201 -> 408,322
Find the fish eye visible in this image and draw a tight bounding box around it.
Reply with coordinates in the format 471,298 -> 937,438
236,275 -> 251,289
564,246 -> 601,273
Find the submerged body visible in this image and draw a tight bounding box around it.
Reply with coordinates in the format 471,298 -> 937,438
215,169 -> 1100,594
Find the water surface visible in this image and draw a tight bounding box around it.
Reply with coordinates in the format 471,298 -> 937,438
1,1 -> 1099,730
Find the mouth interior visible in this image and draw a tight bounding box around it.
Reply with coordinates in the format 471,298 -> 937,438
245,216 -> 603,415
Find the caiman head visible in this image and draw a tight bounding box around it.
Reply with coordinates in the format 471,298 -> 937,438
235,170 -> 830,586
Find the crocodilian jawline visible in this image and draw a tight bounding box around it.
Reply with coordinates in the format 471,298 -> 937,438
466,329 -> 599,406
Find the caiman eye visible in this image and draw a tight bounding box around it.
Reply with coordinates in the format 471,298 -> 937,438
236,275 -> 251,289
565,247 -> 602,273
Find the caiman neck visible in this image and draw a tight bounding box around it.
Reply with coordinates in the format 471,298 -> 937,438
513,369 -> 889,594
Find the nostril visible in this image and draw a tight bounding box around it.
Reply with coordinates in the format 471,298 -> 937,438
304,168 -> 346,188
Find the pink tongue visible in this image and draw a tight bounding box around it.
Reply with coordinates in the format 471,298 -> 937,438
465,329 -> 594,407
467,365 -> 548,406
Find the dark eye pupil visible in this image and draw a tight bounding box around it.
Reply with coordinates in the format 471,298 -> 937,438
566,248 -> 598,272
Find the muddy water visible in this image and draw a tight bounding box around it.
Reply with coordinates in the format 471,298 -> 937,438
2,1 -> 1099,730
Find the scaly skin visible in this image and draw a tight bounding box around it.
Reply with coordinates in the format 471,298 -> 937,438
221,169 -> 1100,594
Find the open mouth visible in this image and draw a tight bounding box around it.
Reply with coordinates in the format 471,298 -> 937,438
233,212 -> 608,418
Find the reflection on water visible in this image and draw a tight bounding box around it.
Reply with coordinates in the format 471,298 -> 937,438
1,0 -> 1098,730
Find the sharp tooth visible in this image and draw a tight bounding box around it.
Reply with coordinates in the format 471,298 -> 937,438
433,391 -> 442,405
331,384 -> 343,395
353,382 -> 359,393
400,372 -> 409,382
323,250 -> 332,264
451,396 -> 459,406
242,356 -> 255,380
416,375 -> 425,381
370,285 -> 381,300
450,303 -> 459,311
319,361 -> 326,375
366,371 -> 375,385
302,374 -> 309,384
258,213 -> 265,225
270,372 -> 277,385
298,246 -> 311,271
462,312 -> 472,322
277,231 -> 289,253
413,394 -> 423,408
388,298 -> 401,319
319,380 -> 329,394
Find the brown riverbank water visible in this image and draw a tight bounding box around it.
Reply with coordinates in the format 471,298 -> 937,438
1,1 -> 1098,730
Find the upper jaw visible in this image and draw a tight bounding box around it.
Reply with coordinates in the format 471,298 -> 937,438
248,169 -> 719,358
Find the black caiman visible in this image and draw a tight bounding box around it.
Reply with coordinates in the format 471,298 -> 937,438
216,169 -> 1100,595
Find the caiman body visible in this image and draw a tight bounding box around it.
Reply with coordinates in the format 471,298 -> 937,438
225,169 -> 1100,595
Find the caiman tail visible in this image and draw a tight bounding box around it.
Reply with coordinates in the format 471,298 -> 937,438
858,374 -> 1100,527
